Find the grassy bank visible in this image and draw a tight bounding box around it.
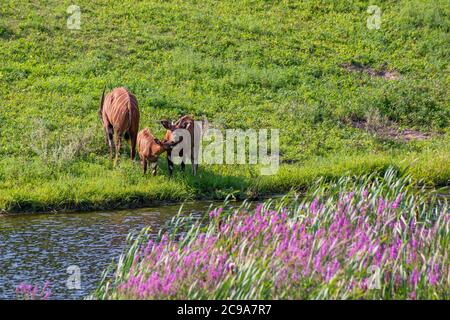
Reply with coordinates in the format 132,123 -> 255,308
91,170 -> 449,299
1,0 -> 449,213
1,149 -> 448,213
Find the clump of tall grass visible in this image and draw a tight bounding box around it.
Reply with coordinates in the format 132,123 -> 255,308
91,170 -> 448,299
29,119 -> 97,167
305,167 -> 436,204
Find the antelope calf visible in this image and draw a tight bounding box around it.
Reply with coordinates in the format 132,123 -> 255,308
137,128 -> 176,175
99,87 -> 140,167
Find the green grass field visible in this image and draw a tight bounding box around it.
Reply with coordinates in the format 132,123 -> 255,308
0,0 -> 449,213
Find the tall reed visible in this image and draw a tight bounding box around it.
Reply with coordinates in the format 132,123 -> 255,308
91,169 -> 449,299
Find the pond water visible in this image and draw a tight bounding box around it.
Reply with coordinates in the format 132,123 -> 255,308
0,200 -> 232,300
1,190 -> 447,300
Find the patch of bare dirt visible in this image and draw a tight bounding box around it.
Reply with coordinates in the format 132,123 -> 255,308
352,120 -> 431,142
343,62 -> 401,80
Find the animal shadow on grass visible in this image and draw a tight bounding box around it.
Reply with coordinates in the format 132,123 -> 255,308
155,160 -> 253,200
117,143 -> 254,199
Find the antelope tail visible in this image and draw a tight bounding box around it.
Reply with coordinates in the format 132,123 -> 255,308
99,85 -> 106,116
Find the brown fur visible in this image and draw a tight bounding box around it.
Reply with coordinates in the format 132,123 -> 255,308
137,128 -> 171,175
99,87 -> 140,166
160,115 -> 199,176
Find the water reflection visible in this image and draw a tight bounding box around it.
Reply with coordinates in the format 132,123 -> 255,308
0,201 -> 219,300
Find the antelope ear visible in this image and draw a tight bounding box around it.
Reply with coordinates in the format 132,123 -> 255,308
160,120 -> 171,130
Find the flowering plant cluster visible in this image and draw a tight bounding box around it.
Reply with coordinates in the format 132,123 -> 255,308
16,282 -> 51,300
93,170 -> 449,300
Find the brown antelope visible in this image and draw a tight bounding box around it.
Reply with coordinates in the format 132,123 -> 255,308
160,115 -> 200,176
137,128 -> 178,175
99,87 -> 140,166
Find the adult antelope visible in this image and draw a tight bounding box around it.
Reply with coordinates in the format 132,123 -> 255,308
99,87 -> 140,166
160,115 -> 201,176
